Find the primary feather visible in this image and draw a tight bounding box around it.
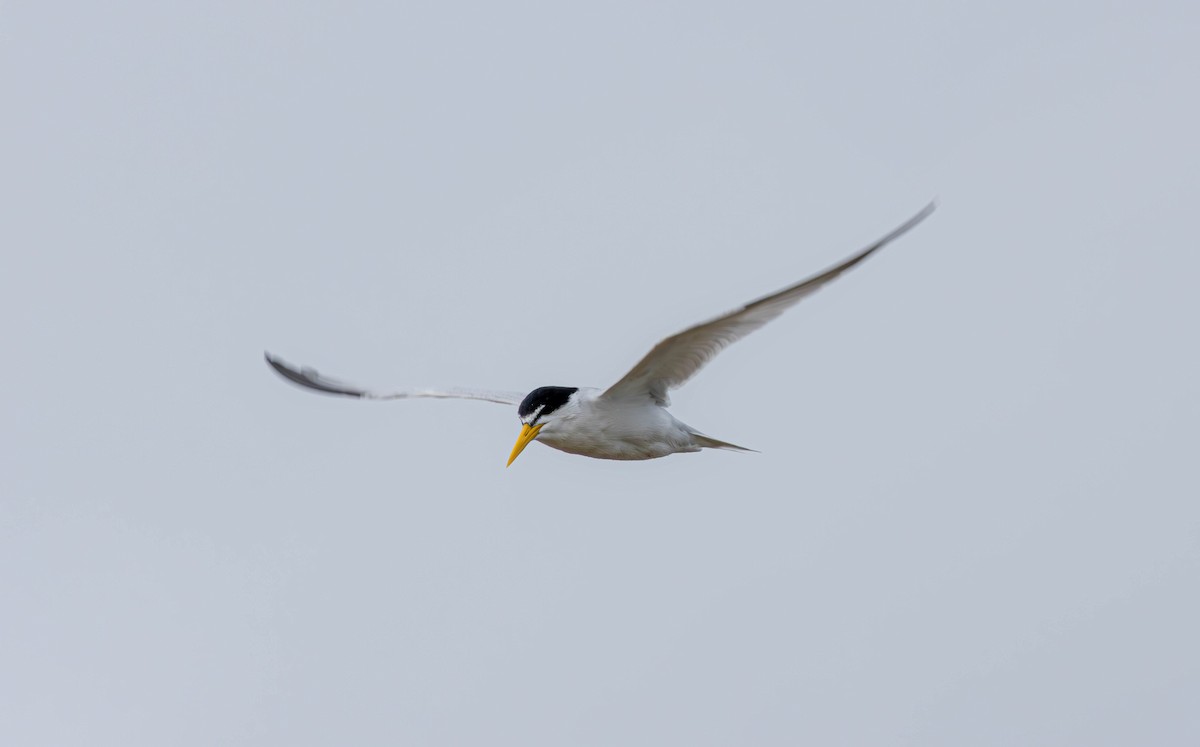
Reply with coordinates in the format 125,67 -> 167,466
264,353 -> 524,405
601,201 -> 936,406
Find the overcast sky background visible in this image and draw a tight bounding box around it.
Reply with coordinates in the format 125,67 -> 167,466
3,2 -> 1199,745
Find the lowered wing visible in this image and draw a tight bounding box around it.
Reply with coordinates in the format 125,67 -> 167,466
265,352 -> 525,406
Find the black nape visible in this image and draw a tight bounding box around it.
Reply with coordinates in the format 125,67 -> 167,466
518,387 -> 579,421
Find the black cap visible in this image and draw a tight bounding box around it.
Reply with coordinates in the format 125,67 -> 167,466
518,387 -> 579,422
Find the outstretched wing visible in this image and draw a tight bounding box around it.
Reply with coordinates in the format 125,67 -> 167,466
264,353 -> 525,405
602,202 -> 936,405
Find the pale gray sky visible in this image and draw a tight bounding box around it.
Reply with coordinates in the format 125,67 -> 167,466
2,1 -> 1198,745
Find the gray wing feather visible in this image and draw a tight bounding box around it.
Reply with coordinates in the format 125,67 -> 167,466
264,353 -> 525,406
602,202 -> 936,405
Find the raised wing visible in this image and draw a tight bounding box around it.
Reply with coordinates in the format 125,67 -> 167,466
602,202 -> 936,405
264,353 -> 525,405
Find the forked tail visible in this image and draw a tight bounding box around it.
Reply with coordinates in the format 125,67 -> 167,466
690,433 -> 757,453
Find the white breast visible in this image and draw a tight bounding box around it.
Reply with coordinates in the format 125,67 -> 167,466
534,388 -> 702,461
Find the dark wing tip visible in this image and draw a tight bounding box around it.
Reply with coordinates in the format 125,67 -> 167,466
872,200 -> 938,249
915,198 -> 938,224
264,351 -> 308,387
264,351 -> 300,381
263,351 -> 365,397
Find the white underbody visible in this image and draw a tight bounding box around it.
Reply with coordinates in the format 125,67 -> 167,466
270,204 -> 932,465
532,388 -> 741,461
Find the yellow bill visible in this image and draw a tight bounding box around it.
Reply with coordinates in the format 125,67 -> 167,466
506,423 -> 544,467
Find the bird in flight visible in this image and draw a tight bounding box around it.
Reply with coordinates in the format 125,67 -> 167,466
266,202 -> 936,466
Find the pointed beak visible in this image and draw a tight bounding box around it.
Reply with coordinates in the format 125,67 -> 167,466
506,423 -> 544,467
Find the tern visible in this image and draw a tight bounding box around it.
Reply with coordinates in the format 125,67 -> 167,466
267,202 -> 935,466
